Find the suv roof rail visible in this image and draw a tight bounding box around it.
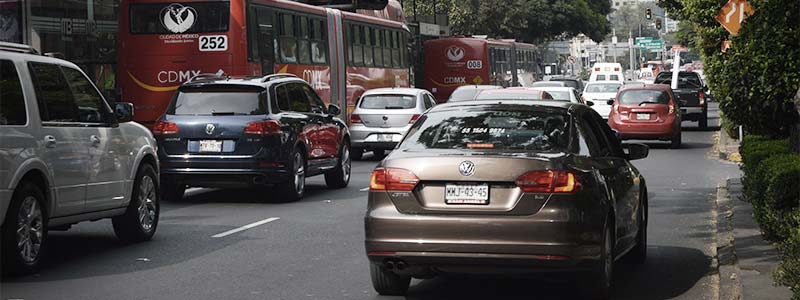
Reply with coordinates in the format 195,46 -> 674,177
0,42 -> 39,54
189,73 -> 229,82
261,73 -> 298,82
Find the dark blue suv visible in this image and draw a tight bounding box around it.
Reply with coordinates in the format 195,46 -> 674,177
154,74 -> 351,202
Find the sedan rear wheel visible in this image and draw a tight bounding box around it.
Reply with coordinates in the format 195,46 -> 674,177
670,130 -> 682,149
627,189 -> 648,264
369,263 -> 410,296
584,223 -> 613,299
1,183 -> 48,275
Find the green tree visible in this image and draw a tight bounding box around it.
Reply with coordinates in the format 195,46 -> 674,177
405,0 -> 612,42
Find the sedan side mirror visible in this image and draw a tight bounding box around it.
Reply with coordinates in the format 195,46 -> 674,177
606,99 -> 615,106
623,143 -> 649,160
327,104 -> 341,116
115,102 -> 134,123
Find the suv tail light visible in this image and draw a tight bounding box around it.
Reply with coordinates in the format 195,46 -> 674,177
152,120 -> 179,135
515,170 -> 580,193
351,114 -> 362,124
698,91 -> 706,106
409,114 -> 421,124
668,104 -> 676,115
614,67 -> 620,71
370,168 -> 420,191
244,120 -> 282,135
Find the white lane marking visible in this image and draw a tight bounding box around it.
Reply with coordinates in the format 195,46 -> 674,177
212,217 -> 280,238
360,187 -> 370,192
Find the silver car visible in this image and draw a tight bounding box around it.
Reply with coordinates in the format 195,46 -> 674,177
0,43 -> 159,275
349,88 -> 436,160
536,86 -> 584,103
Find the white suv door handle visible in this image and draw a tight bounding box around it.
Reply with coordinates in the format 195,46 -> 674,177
90,135 -> 101,146
44,135 -> 57,148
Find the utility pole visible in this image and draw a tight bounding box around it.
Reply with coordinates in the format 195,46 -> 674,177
629,30 -> 635,73
612,29 -> 617,63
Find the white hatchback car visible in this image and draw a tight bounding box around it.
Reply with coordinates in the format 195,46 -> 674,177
582,81 -> 623,119
0,43 -> 160,275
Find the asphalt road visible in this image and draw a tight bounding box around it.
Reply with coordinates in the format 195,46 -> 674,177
1,103 -> 740,300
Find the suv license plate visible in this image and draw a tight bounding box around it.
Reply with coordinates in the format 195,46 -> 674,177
445,184 -> 489,205
199,140 -> 222,152
636,113 -> 650,120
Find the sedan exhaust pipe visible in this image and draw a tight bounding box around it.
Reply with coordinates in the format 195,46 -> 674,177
384,260 -> 395,270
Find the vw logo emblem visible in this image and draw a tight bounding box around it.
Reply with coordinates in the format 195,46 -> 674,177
205,123 -> 215,135
458,161 -> 475,177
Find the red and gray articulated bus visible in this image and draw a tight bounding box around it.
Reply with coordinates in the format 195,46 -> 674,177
118,0 -> 411,126
423,37 -> 541,101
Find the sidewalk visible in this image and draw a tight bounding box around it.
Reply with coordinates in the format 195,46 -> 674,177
717,130 -> 742,162
717,178 -> 794,300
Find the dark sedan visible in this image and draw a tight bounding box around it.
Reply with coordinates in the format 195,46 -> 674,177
365,100 -> 649,299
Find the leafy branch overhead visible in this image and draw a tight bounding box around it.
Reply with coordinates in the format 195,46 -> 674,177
405,0 -> 612,42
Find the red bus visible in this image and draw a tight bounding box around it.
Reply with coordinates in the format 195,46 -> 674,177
423,37 -> 541,101
118,0 -> 411,126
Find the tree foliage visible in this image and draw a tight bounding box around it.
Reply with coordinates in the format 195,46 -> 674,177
404,0 -> 612,42
659,0 -> 800,138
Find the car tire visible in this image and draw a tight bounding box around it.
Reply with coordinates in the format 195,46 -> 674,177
699,110 -> 708,129
113,163 -> 159,243
670,130 -> 682,149
351,147 -> 363,161
369,263 -> 410,296
1,182 -> 48,276
626,186 -> 648,264
161,179 -> 185,202
325,141 -> 351,189
372,149 -> 385,159
275,149 -> 305,202
585,221 -> 614,299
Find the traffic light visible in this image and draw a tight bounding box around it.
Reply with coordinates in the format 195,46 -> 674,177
645,8 -> 652,20
656,18 -> 662,30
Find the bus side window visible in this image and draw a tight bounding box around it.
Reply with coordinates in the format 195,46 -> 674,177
364,27 -> 374,67
354,25 -> 365,66
278,13 -> 297,64
297,16 -> 311,64
310,19 -> 327,64
255,7 -> 275,74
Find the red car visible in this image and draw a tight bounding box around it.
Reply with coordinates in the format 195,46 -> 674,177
608,84 -> 682,148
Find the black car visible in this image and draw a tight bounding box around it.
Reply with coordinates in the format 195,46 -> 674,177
154,74 -> 351,202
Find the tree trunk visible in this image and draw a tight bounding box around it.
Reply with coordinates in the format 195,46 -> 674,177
791,88 -> 800,153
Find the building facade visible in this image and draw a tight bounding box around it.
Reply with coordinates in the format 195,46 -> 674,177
1,0 -> 119,98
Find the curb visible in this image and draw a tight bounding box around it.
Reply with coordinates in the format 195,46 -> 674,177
716,179 -> 743,300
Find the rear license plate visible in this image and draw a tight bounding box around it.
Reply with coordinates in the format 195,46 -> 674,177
445,184 -> 489,205
377,134 -> 393,142
636,113 -> 651,120
199,140 -> 222,152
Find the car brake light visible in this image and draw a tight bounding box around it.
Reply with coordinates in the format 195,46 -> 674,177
515,170 -> 580,193
152,120 -> 178,135
409,114 -> 420,124
370,168 -> 420,191
595,67 -> 600,71
351,114 -> 362,124
613,103 -> 619,114
614,67 -> 620,71
698,91 -> 705,106
668,105 -> 675,115
244,120 -> 282,135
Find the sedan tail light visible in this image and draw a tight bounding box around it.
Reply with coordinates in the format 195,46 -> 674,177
515,170 -> 580,193
409,114 -> 421,124
244,120 -> 282,135
370,168 -> 420,191
351,114 -> 362,124
152,120 -> 179,135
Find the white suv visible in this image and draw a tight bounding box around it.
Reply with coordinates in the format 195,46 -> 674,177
0,43 -> 160,275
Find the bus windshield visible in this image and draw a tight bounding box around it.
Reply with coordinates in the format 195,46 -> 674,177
129,2 -> 230,34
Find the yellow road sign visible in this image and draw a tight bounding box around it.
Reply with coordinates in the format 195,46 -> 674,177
715,0 -> 755,35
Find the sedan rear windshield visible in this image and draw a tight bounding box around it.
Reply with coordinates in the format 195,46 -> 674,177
449,89 -> 483,102
585,84 -> 620,93
619,90 -> 670,105
545,91 -> 571,101
360,95 -> 416,109
398,106 -> 570,152
551,79 -> 580,89
475,91 -> 548,100
170,91 -> 266,115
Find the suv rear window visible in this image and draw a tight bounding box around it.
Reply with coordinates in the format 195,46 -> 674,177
0,60 -> 26,125
619,89 -> 670,105
399,106 -> 570,152
359,95 -> 416,109
170,91 -> 265,115
654,72 -> 703,89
